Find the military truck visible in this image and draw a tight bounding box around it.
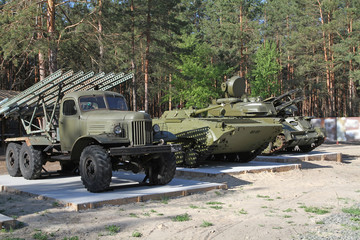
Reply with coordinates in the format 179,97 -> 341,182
207,76 -> 325,154
153,105 -> 282,167
1,70 -> 179,192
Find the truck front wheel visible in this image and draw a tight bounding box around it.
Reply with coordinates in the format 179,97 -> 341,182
79,145 -> 112,192
148,152 -> 176,185
19,143 -> 43,179
6,143 -> 22,177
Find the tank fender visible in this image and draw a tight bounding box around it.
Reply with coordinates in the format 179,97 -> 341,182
153,131 -> 177,143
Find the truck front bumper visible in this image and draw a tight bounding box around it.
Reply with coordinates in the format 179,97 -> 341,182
109,144 -> 181,156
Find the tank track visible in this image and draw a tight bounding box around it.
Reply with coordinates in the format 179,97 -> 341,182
213,142 -> 269,163
174,127 -> 215,167
289,136 -> 325,153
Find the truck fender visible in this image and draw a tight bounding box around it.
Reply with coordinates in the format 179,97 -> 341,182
71,136 -> 100,161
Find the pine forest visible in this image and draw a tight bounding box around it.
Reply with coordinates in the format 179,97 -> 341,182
0,0 -> 360,118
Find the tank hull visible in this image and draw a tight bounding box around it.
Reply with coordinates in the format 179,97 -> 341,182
154,115 -> 282,166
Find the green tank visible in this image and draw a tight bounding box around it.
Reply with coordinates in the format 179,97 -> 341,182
207,76 -> 325,154
153,105 -> 283,167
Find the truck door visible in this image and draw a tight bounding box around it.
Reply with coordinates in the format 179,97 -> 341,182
59,98 -> 80,151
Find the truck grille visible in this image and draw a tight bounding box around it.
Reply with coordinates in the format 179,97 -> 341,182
131,120 -> 152,146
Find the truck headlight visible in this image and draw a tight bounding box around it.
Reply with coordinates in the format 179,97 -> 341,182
114,125 -> 122,135
153,124 -> 160,133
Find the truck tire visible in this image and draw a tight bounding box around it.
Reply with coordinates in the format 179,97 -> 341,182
6,143 -> 22,177
79,145 -> 112,192
19,143 -> 43,179
148,152 -> 176,185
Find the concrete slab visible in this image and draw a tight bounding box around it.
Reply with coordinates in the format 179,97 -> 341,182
0,172 -> 226,211
0,213 -> 16,230
175,161 -> 301,178
255,151 -> 342,163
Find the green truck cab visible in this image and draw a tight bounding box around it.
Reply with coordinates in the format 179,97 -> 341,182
3,70 -> 179,192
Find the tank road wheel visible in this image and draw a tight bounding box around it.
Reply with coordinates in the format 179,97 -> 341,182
225,153 -> 238,162
262,135 -> 287,155
79,145 -> 112,192
298,143 -> 316,153
6,143 -> 22,177
184,150 -> 199,167
19,143 -> 43,179
148,152 -> 176,185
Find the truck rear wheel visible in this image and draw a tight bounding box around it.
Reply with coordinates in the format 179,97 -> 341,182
148,152 -> 176,185
6,143 -> 22,177
79,145 -> 112,192
19,143 -> 43,179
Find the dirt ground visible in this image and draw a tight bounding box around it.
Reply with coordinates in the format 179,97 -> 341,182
1,143 -> 360,240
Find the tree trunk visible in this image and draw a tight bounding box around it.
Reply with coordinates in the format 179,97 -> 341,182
131,0 -> 137,111
98,0 -> 104,72
37,3 -> 45,81
239,5 -> 244,78
317,0 -> 331,116
169,74 -> 172,110
144,0 -> 151,113
47,0 -> 57,74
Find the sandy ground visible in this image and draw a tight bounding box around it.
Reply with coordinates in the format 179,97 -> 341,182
0,143 -> 360,240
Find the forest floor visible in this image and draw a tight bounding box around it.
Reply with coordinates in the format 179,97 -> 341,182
1,143 -> 360,240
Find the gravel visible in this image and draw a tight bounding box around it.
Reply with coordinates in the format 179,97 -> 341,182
298,203 -> 360,240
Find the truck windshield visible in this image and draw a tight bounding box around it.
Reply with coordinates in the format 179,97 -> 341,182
79,96 -> 106,111
106,95 -> 128,111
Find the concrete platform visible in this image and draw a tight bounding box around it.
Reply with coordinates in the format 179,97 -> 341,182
175,161 -> 301,178
0,172 -> 226,211
0,214 -> 16,230
256,151 -> 342,163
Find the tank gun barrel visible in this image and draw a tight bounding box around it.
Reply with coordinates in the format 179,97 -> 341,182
270,89 -> 301,106
275,96 -> 304,112
190,104 -> 224,117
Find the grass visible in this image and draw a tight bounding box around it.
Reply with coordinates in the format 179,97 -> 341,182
132,231 -> 142,237
129,213 -> 139,218
283,215 -> 292,218
316,221 -> 325,224
161,196 -> 169,204
272,226 -> 283,230
342,207 -> 360,216
171,213 -> 191,222
105,225 -> 120,235
209,206 -> 223,210
189,205 -> 199,209
142,212 -> 151,217
206,201 -> 224,205
52,201 -> 61,207
256,194 -> 270,199
341,224 -> 360,231
301,206 -> 330,215
200,221 -> 213,227
33,231 -> 48,240
238,209 -> 248,215
63,237 -> 79,240
214,191 -> 222,196
283,208 -> 293,213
